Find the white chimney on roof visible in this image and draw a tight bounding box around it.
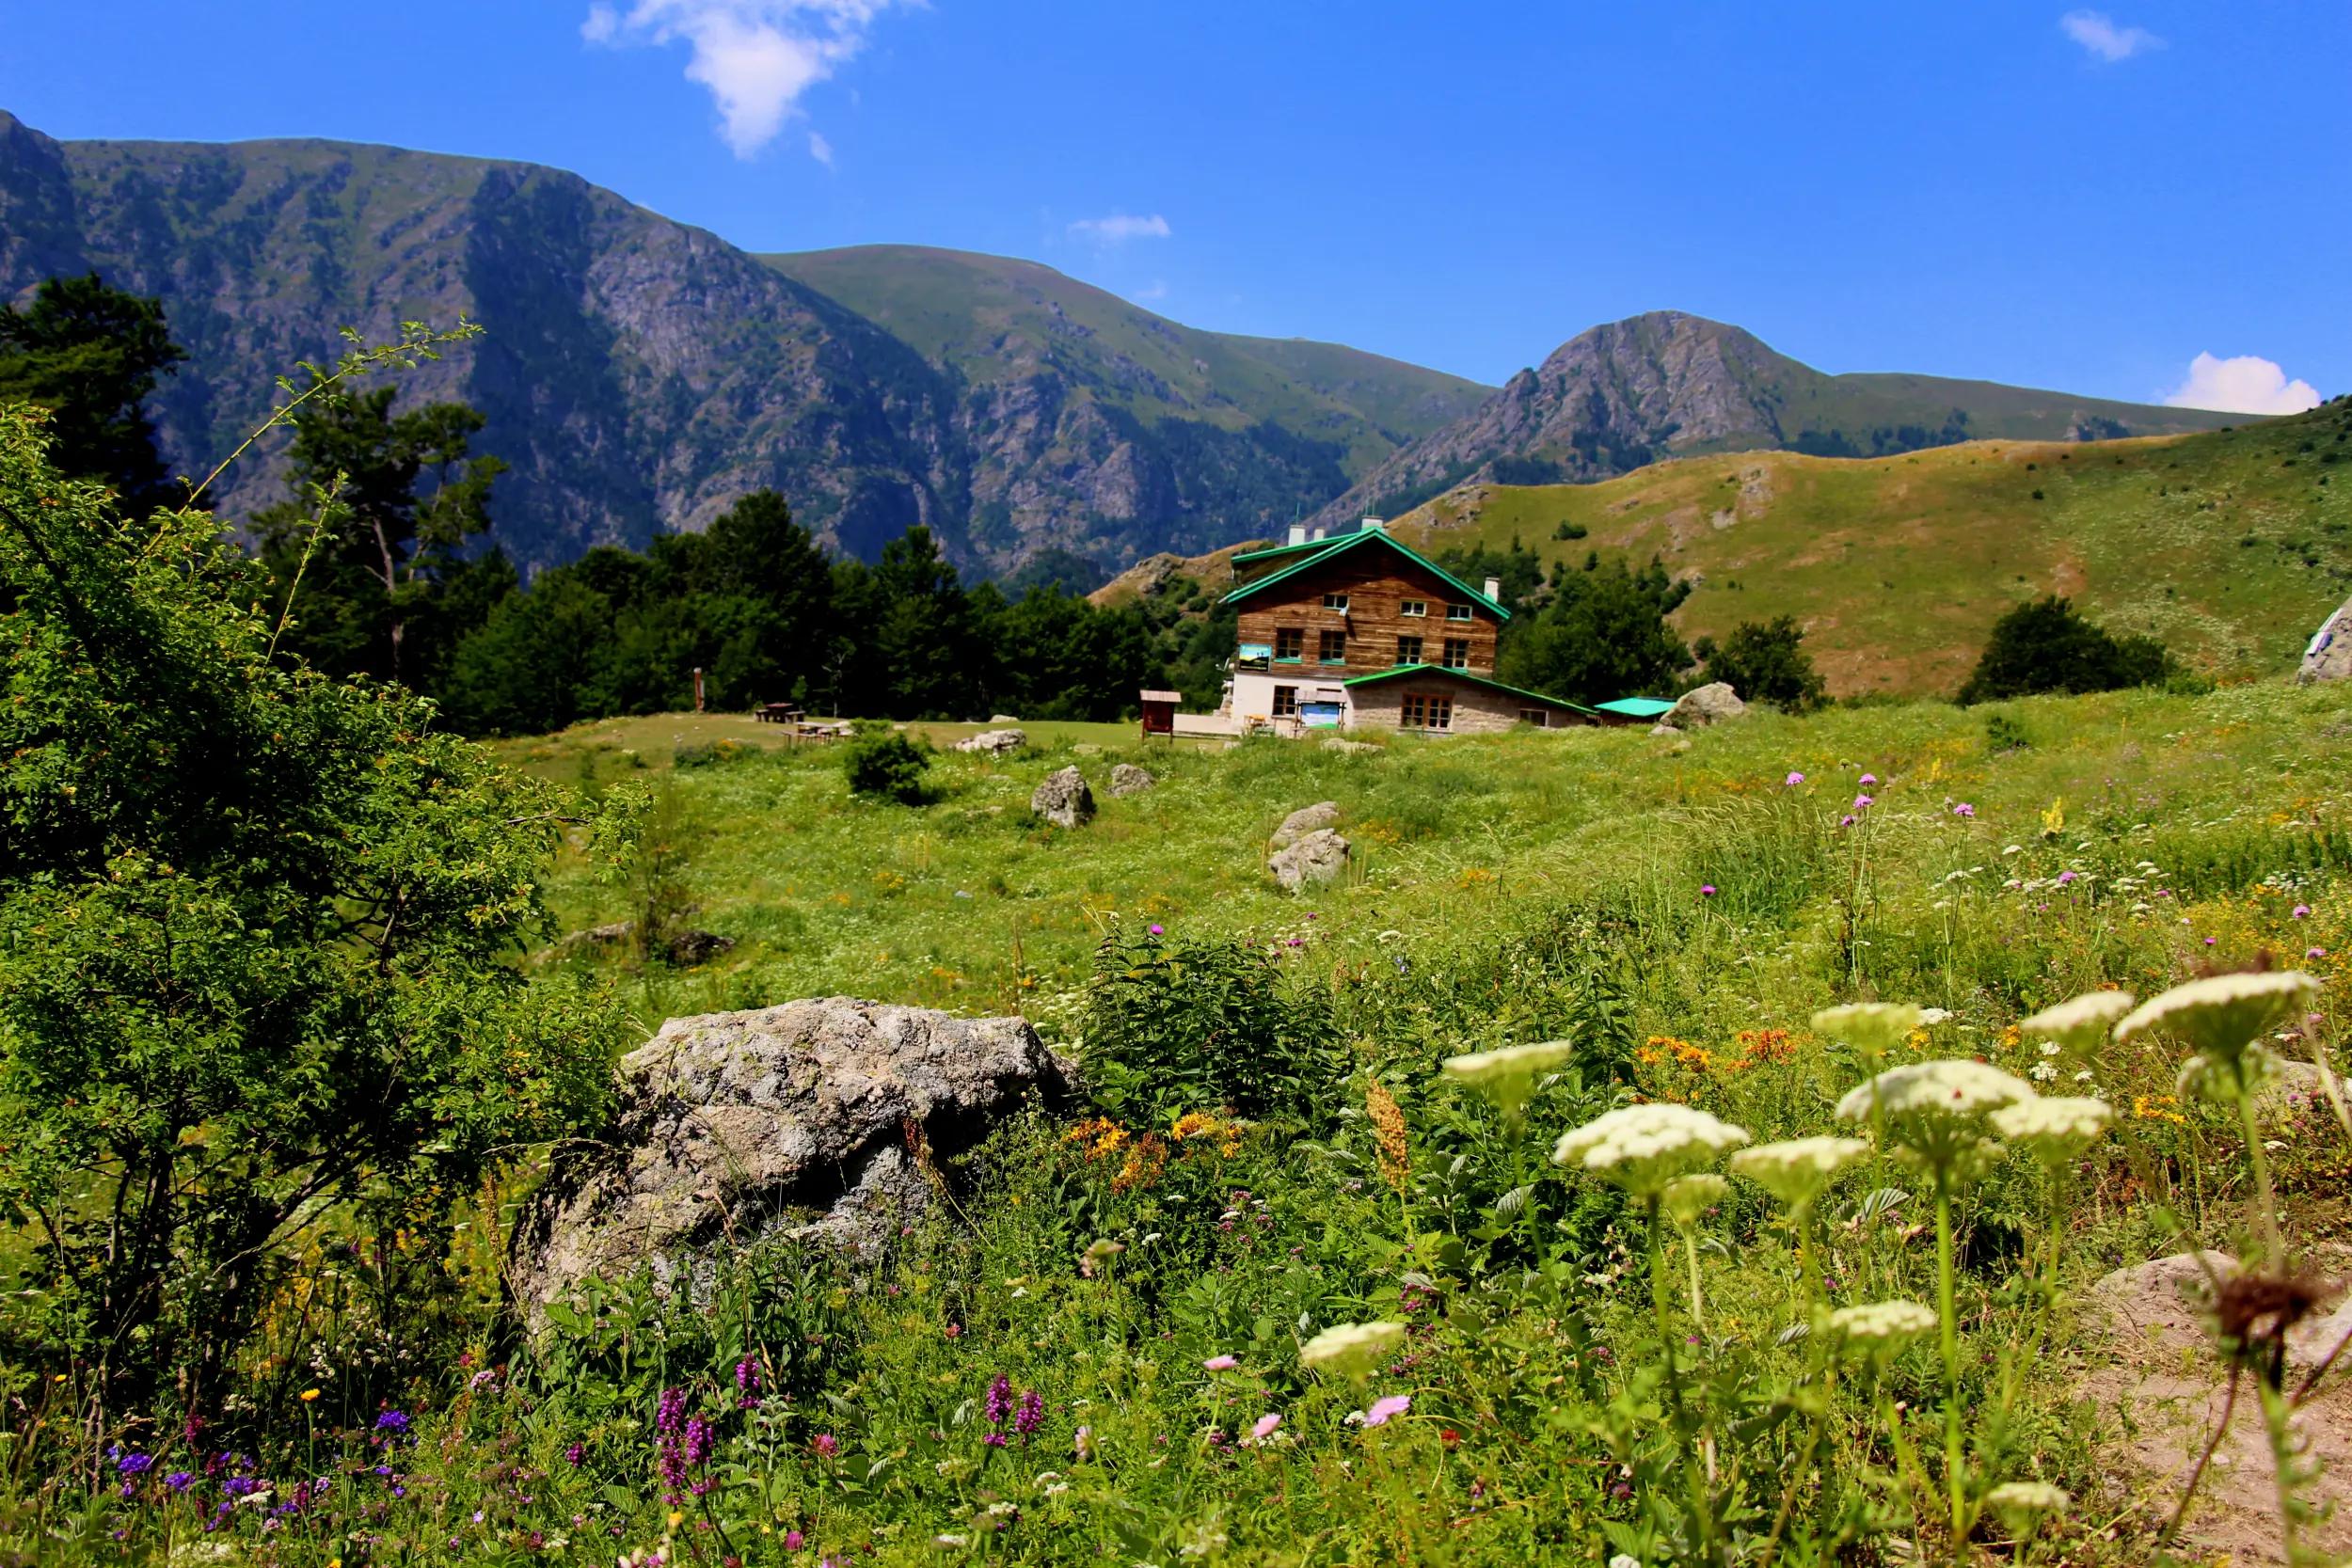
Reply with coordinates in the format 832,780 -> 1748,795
1359,516 -> 1385,533
1483,576 -> 1502,602
1311,526 -> 1327,541
1287,523 -> 1309,546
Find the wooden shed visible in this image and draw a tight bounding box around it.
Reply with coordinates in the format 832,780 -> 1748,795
1138,689 -> 1181,738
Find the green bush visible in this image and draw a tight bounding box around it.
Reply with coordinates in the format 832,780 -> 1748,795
1957,594 -> 2175,704
1692,613 -> 1829,713
843,731 -> 933,803
1077,927 -> 1342,1125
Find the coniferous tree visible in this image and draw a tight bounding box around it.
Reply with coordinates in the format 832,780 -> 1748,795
0,274 -> 185,513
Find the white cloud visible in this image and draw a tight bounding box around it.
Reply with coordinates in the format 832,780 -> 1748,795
807,131 -> 834,166
581,1 -> 901,158
1068,213 -> 1172,245
2164,352 -> 2322,416
2059,9 -> 2163,63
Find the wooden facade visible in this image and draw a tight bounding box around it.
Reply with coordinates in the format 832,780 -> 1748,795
1230,535 -> 1501,681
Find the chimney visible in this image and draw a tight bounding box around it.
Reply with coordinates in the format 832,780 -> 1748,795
1287,523 -> 1309,546
1311,526 -> 1327,541
1359,516 -> 1385,533
1483,577 -> 1502,603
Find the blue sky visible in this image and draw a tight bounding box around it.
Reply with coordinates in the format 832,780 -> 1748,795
4,2 -> 2342,411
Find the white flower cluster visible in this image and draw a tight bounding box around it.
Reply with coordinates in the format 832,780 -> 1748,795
1441,1040 -> 1579,1116
1552,1104 -> 1751,1196
1298,1321 -> 1406,1379
1661,1173 -> 1727,1227
1989,1095 -> 2111,1162
1982,1480 -> 2070,1518
1728,1135 -> 1870,1208
1834,1060 -> 2035,1124
2115,971 -> 2320,1059
1811,1003 -> 1925,1054
2019,990 -> 2136,1054
1823,1299 -> 1936,1354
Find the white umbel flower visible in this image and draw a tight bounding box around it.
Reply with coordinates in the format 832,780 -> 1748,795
1440,1040 -> 1579,1117
2114,972 -> 2320,1062
1552,1104 -> 1751,1196
1298,1322 -> 1406,1380
1728,1135 -> 1871,1208
1983,1480 -> 2070,1519
1990,1096 -> 2111,1162
2176,1044 -> 2285,1103
1661,1172 -> 1728,1227
1812,1003 -> 1925,1055
1823,1300 -> 1937,1360
1836,1060 -> 2035,1177
2019,990 -> 2136,1055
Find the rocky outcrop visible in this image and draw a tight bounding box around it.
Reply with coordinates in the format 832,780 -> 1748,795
1030,767 -> 1095,828
508,999 -> 1066,1317
2303,599 -> 2351,684
1108,763 -> 1155,797
1270,828 -> 1350,891
1666,682 -> 1748,728
1270,801 -> 1341,848
954,728 -> 1026,755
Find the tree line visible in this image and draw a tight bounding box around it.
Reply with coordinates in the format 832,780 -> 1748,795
2,273 -> 2184,730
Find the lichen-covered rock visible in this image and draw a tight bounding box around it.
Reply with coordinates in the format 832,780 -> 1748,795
1270,828 -> 1350,891
2302,599 -> 2351,684
1030,766 -> 1095,827
1666,681 -> 1747,728
1270,801 -> 1340,848
954,728 -> 1025,755
508,999 -> 1065,1319
1108,763 -> 1156,797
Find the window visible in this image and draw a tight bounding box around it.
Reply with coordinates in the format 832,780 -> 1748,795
1399,692 -> 1454,731
1399,599 -> 1427,617
1272,685 -> 1299,718
1441,637 -> 1471,669
1393,634 -> 1423,665
1446,603 -> 1474,622
1273,626 -> 1304,661
1518,707 -> 1549,728
1323,592 -> 1350,611
1317,629 -> 1347,663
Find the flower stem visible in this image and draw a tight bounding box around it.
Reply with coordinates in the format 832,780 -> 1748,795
2233,1079 -> 2287,1265
1650,1196 -> 1718,1565
1934,1173 -> 1967,1563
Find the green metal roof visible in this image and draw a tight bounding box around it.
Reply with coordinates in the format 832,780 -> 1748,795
1229,535 -> 1351,567
1219,529 -> 1512,621
1593,696 -> 1677,718
1342,664 -> 1597,714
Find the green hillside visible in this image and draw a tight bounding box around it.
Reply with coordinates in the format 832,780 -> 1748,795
764,245 -> 1491,477
1387,399 -> 2352,697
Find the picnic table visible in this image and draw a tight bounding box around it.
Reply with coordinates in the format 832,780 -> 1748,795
755,703 -> 803,724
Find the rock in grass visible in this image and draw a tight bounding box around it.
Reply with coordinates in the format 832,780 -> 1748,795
1322,738 -> 1381,755
1270,827 -> 1349,891
1031,766 -> 1095,828
1271,800 -> 1340,848
954,727 -> 1025,755
2303,598 -> 2351,684
1666,681 -> 1748,727
1108,763 -> 1156,797
508,999 -> 1067,1319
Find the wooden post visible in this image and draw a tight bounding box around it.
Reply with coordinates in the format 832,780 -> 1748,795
692,667 -> 705,713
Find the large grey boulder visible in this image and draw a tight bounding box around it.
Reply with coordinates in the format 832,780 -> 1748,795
955,727 -> 1026,755
1666,681 -> 1748,728
1269,827 -> 1350,891
509,999 -> 1065,1318
1030,766 -> 1095,828
1270,800 -> 1341,848
1108,763 -> 1156,797
2302,599 -> 2352,684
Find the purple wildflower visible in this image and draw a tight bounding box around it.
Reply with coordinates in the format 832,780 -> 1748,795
785,1529 -> 805,1550
564,1442 -> 584,1467
982,1432 -> 1009,1449
117,1452 -> 154,1477
373,1409 -> 411,1439
682,1417 -> 714,1467
1859,772 -> 1878,786
1953,802 -> 1975,818
1840,814 -> 1855,827
1700,884 -> 1717,897
811,1433 -> 839,1459
1014,1390 -> 1044,1439
1853,793 -> 1873,810
1148,923 -> 1165,936
985,1374 -> 1013,1427
163,1472 -> 195,1494
1786,771 -> 1804,785
2294,903 -> 2312,919
1360,1394 -> 1411,1428
655,1386 -> 687,1434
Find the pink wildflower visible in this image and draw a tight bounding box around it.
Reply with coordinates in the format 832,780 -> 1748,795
1360,1395 -> 1411,1428
1786,771 -> 1804,786
1249,1413 -> 1281,1443
1202,1355 -> 1238,1370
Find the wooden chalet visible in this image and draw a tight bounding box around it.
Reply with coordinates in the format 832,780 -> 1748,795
1217,519 -> 1597,735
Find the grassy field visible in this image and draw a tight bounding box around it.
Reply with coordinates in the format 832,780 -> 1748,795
14,679 -> 2352,1566
1356,400 -> 2352,698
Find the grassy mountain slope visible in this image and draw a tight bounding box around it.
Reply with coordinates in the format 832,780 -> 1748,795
1387,399 -> 2352,696
764,245 -> 1491,475
1313,312 -> 2245,531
